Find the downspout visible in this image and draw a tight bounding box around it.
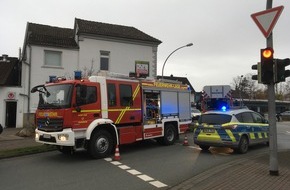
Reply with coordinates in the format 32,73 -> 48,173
27,44 -> 32,113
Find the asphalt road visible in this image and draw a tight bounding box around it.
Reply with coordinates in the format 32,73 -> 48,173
0,122 -> 289,190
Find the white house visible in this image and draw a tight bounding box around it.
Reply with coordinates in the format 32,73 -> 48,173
0,18 -> 162,128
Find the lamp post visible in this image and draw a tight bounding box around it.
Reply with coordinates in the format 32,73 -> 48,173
239,75 -> 244,107
161,43 -> 193,79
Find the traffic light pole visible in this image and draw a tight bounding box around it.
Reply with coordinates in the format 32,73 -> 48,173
266,0 -> 279,176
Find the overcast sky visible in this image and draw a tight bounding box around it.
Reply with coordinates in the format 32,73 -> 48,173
1,0 -> 290,91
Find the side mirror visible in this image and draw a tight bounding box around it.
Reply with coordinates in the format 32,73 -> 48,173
31,85 -> 45,93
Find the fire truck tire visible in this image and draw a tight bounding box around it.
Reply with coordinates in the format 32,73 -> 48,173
89,130 -> 114,159
161,124 -> 177,146
235,135 -> 249,154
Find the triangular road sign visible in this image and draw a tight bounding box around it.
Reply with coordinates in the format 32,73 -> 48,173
251,6 -> 284,38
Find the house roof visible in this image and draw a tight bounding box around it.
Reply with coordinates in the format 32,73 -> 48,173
75,18 -> 162,44
157,75 -> 195,93
24,19 -> 162,51
26,23 -> 79,49
0,56 -> 19,85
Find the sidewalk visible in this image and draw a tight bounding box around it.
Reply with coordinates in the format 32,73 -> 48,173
1,128 -> 290,189
170,151 -> 290,190
0,128 -> 40,151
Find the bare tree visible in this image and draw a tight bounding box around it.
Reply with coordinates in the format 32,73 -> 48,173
231,74 -> 259,99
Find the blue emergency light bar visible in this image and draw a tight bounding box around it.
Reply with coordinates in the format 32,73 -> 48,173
74,71 -> 82,80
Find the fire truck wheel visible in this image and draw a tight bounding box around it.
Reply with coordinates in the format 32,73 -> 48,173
89,130 -> 113,159
162,124 -> 177,146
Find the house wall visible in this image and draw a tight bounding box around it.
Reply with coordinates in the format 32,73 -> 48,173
78,37 -> 158,77
28,45 -> 79,113
1,33 -> 159,128
0,87 -> 24,128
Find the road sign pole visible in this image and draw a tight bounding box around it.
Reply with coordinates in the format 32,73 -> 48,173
266,0 -> 279,176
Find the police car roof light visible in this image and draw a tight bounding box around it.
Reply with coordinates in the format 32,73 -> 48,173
221,106 -> 227,112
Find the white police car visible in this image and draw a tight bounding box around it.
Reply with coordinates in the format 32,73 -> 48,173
193,108 -> 269,154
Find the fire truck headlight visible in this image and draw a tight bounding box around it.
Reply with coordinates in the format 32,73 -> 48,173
35,132 -> 39,139
58,134 -> 69,141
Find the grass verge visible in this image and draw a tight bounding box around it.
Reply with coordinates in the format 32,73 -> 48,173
0,145 -> 56,159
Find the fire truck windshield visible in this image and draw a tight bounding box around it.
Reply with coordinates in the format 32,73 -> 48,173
37,84 -> 73,109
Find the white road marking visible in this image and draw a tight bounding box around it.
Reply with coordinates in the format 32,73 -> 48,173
104,158 -> 112,162
111,161 -> 122,165
188,146 -> 201,150
150,181 -> 168,188
137,174 -> 154,181
104,158 -> 168,188
118,165 -> 130,170
127,169 -> 142,175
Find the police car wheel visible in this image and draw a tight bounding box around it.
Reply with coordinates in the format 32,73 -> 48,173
235,136 -> 249,154
199,145 -> 210,151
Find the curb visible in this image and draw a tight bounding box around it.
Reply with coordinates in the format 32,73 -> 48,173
169,150 -> 290,190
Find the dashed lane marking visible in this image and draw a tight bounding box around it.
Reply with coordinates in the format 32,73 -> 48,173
150,181 -> 168,188
127,169 -> 142,175
104,158 -> 168,188
118,165 -> 130,170
138,174 -> 154,181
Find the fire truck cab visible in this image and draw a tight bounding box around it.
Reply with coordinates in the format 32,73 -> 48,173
32,72 -> 191,158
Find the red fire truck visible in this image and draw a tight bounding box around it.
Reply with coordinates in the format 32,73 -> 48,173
31,72 -> 191,158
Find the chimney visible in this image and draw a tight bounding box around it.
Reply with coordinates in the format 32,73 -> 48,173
2,54 -> 8,62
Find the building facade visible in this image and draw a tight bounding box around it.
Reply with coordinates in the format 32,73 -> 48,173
0,18 -> 161,128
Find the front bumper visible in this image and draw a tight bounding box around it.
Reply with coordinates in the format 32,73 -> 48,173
35,128 -> 75,146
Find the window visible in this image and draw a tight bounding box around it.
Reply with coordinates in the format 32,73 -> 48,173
44,50 -> 62,67
241,112 -> 254,123
252,112 -> 263,123
76,85 -> 97,106
120,84 -> 132,106
100,51 -> 110,70
107,83 -> 116,106
199,114 -> 232,125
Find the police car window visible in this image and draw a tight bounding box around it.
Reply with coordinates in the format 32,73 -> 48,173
199,114 -> 232,125
241,112 -> 254,123
252,112 -> 263,123
235,113 -> 243,122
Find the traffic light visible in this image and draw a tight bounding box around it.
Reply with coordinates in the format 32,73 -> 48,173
260,48 -> 274,84
274,58 -> 290,83
251,62 -> 261,83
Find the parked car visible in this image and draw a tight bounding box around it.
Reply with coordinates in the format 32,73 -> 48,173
280,111 -> 290,116
280,111 -> 290,121
193,108 -> 269,154
191,108 -> 201,121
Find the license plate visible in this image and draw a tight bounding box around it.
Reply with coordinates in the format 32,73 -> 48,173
43,134 -> 51,139
203,128 -> 215,133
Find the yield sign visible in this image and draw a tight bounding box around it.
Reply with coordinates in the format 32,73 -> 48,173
251,6 -> 284,38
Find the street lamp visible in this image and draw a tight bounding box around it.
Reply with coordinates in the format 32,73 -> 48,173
239,75 -> 244,107
161,43 -> 193,79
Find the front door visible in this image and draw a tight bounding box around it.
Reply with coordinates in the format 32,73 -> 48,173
5,101 -> 17,128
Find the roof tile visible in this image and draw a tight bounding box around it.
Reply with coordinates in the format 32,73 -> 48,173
75,18 -> 162,44
27,23 -> 78,48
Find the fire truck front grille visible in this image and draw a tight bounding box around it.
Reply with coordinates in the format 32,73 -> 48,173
37,118 -> 63,132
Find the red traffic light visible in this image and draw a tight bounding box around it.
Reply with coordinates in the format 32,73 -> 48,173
262,48 -> 273,59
